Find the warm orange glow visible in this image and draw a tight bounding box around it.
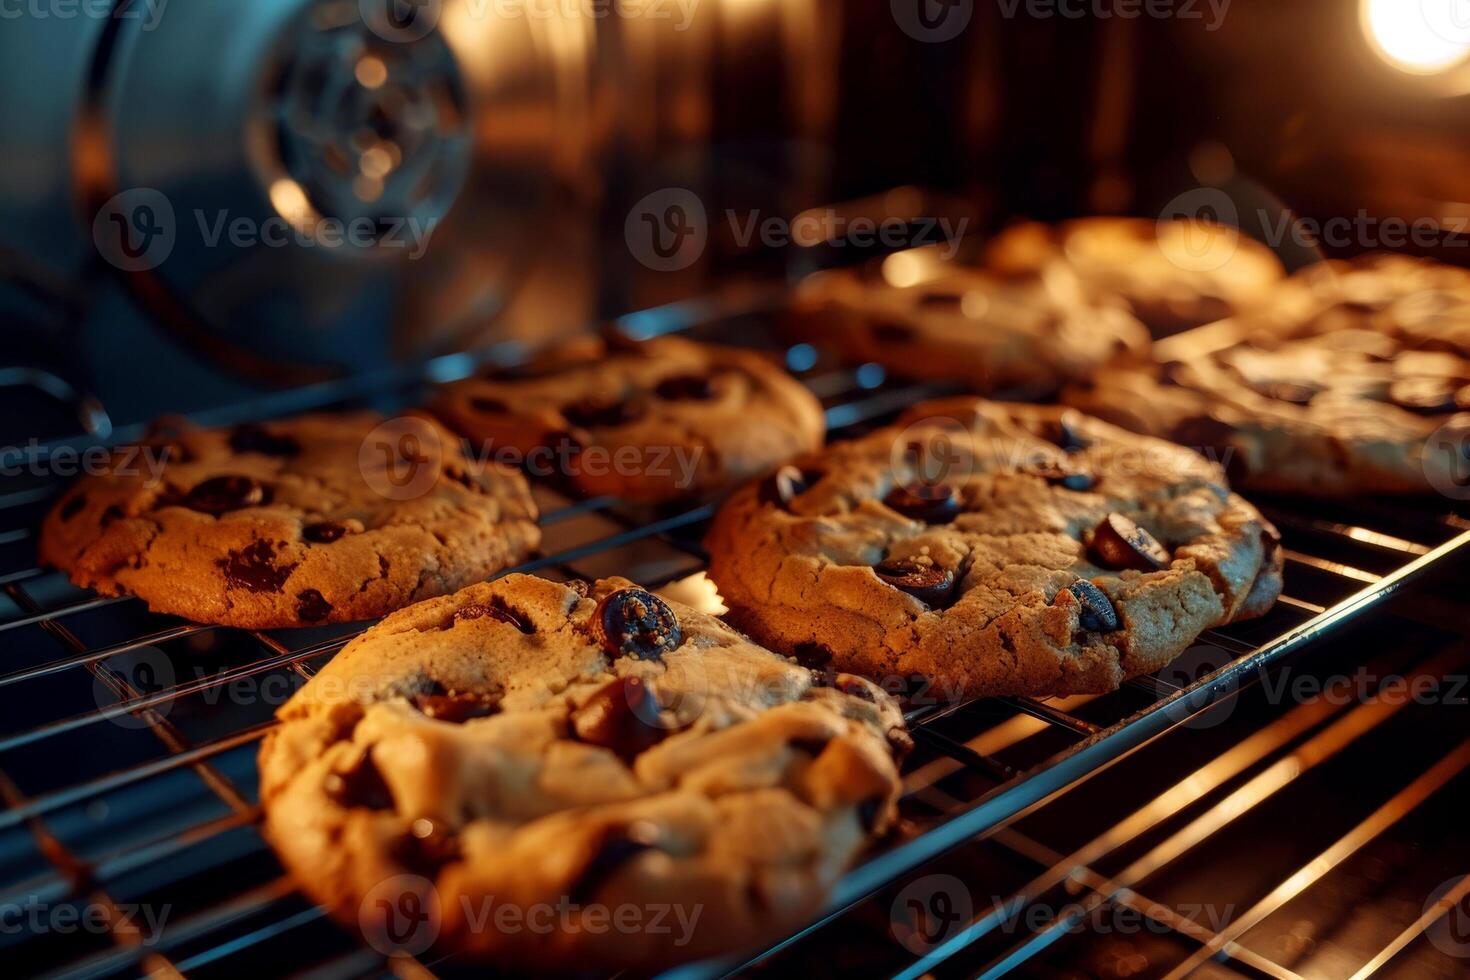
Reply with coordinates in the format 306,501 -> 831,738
1362,0 -> 1470,74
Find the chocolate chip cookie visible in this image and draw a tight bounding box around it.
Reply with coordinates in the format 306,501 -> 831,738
985,218 -> 1285,336
259,575 -> 907,969
787,250 -> 1150,397
705,398 -> 1283,699
430,335 -> 825,502
40,412 -> 540,628
1067,254 -> 1470,495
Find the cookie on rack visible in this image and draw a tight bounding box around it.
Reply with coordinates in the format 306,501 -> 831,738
40,412 -> 540,628
985,217 -> 1285,336
1065,253 -> 1470,495
430,334 -> 825,502
258,574 -> 908,969
705,398 -> 1282,699
787,248 -> 1150,397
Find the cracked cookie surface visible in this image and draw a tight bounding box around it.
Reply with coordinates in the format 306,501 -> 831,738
40,412 -> 540,628
430,335 -> 825,502
985,217 -> 1285,337
705,399 -> 1283,699
787,251 -> 1150,397
258,574 -> 907,969
1067,254 -> 1470,495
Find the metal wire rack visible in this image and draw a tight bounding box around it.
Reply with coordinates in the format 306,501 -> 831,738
2,291 -> 1469,979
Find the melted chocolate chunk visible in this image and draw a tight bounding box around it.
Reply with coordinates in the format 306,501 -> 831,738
1020,459 -> 1095,491
325,750 -> 393,809
296,588 -> 332,622
228,422 -> 300,457
1066,580 -> 1118,632
562,396 -> 646,430
470,396 -> 510,413
1389,377 -> 1459,415
759,465 -> 817,508
452,600 -> 534,634
100,505 -> 124,527
60,494 -> 87,521
568,828 -> 656,903
592,589 -> 681,660
412,690 -> 501,723
303,521 -> 351,544
874,557 -> 956,607
572,676 -> 666,760
1088,513 -> 1170,572
654,374 -> 717,401
184,475 -> 268,515
1035,411 -> 1091,452
883,483 -> 961,523
218,539 -> 298,593
794,642 -> 834,670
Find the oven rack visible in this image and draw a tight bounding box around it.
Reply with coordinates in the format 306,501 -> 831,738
1,295 -> 1468,979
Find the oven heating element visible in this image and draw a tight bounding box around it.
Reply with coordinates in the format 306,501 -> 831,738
1,292 -> 1468,980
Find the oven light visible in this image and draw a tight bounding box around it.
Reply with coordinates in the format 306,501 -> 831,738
1362,0 -> 1470,74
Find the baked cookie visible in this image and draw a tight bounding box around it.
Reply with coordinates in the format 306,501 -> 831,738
705,399 -> 1282,699
787,250 -> 1150,397
985,218 -> 1285,336
430,335 -> 825,502
1066,254 -> 1470,495
259,574 -> 907,969
40,412 -> 540,628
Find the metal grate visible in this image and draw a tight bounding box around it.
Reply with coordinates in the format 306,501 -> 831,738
2,294 -> 1468,979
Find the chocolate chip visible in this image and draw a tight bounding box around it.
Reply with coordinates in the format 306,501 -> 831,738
874,557 -> 957,607
218,539 -> 298,593
1035,411 -> 1090,452
470,397 -> 510,413
1066,580 -> 1118,632
1389,377 -> 1458,415
453,600 -> 534,634
296,589 -> 332,622
325,750 -> 393,810
412,691 -> 501,723
60,494 -> 87,521
572,676 -> 667,760
562,396 -> 645,430
303,521 -> 351,543
228,422 -> 299,457
873,321 -> 916,344
592,589 -> 682,661
794,642 -> 834,669
883,483 -> 961,523
184,475 -> 268,515
101,505 -> 124,527
654,374 -> 717,401
759,465 -> 817,508
1020,459 -> 1095,491
1088,513 -> 1170,572
568,827 -> 655,903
